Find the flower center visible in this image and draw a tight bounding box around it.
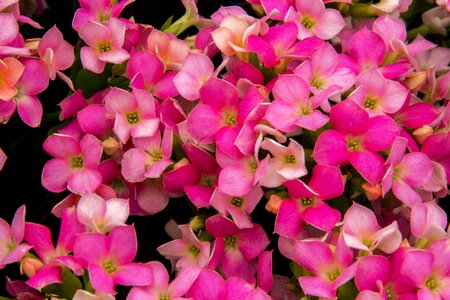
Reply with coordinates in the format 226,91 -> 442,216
151,152 -> 163,162
188,245 -> 200,257
327,269 -> 340,281
126,112 -> 139,124
71,156 -> 84,168
425,278 -> 438,291
230,197 -> 243,208
285,154 -> 296,164
250,162 -> 257,173
98,42 -> 112,53
301,197 -> 314,207
347,137 -> 362,151
224,236 -> 237,248
160,295 -> 171,300
311,78 -> 322,89
103,261 -> 116,274
301,17 -> 314,29
225,114 -> 237,126
364,97 -> 378,110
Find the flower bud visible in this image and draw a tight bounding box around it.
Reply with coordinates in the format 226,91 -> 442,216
413,125 -> 433,144
20,257 -> 43,278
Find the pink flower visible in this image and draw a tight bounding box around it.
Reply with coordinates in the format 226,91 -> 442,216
343,202 -> 402,254
104,88 -> 159,145
157,224 -> 210,268
312,100 -> 400,185
0,57 -> 24,101
0,205 -> 31,269
78,19 -> 130,74
285,0 -> 345,40
73,225 -> 153,294
41,133 -> 103,194
76,193 -> 129,233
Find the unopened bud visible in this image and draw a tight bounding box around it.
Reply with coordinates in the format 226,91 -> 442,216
189,215 -> 205,231
405,71 -> 428,91
362,183 -> 383,201
20,258 -> 43,278
173,157 -> 190,170
266,194 -> 283,214
102,137 -> 121,156
413,125 -> 433,144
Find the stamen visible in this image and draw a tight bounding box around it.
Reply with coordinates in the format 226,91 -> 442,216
126,112 -> 139,124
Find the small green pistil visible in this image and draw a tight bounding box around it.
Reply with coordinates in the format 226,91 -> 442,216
224,236 -> 237,248
364,98 -> 378,110
301,17 -> 314,29
250,162 -> 257,173
392,167 -> 400,181
385,286 -> 394,300
348,138 -> 361,151
311,78 -> 322,89
98,42 -> 112,53
103,261 -> 116,274
301,197 -> 314,207
327,269 -> 341,281
71,156 -> 84,168
362,238 -> 373,248
230,197 -> 243,208
301,106 -> 312,115
160,295 -> 171,300
285,154 -> 296,164
225,115 -> 237,126
201,174 -> 214,187
126,112 -> 139,124
188,245 -> 200,257
425,278 -> 438,290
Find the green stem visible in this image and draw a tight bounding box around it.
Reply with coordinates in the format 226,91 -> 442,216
407,24 -> 431,41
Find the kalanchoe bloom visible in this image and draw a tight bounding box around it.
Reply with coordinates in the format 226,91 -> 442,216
127,261 -> 200,300
210,186 -> 263,229
126,50 -> 178,100
259,138 -> 307,188
343,202 -> 402,254
264,74 -> 329,133
135,178 -> 170,215
312,100 -> 400,185
381,136 -> 434,205
206,214 -> 269,280
78,19 -> 130,74
121,128 -> 173,182
260,0 -> 294,21
173,52 -> 214,100
73,225 -> 153,294
38,25 -> 74,82
41,133 -> 103,194
104,88 -> 159,145
348,68 -> 408,116
72,0 -> 135,31
354,255 -> 390,299
157,224 -> 210,268
0,57 -> 24,101
400,241 -> 450,299
285,0 -> 345,40
146,28 -> 190,70
24,207 -> 85,290
275,165 -> 344,237
410,201 -> 447,246
0,205 -> 32,269
76,193 -> 129,233
294,235 -> 357,299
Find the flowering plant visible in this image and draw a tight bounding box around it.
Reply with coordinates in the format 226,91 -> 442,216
0,0 -> 449,299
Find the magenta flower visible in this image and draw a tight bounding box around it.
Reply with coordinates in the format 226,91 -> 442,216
104,87 -> 159,145
382,137 -> 434,205
285,0 -> 345,40
78,19 -> 130,74
312,100 -> 400,185
41,133 -> 103,194
275,165 -> 344,237
0,205 -> 31,269
206,214 -> 269,280
294,236 -> 357,299
210,186 -> 263,229
24,207 -> 85,290
410,201 -> 448,243
127,261 -> 200,300
157,224 -> 210,268
73,225 -> 153,294
126,50 -> 178,100
343,202 -> 402,254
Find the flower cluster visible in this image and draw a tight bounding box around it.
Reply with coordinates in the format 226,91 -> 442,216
0,0 -> 449,299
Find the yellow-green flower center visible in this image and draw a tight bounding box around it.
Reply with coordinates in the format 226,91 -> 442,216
285,154 -> 296,164
160,295 -> 171,300
230,197 -> 244,208
364,98 -> 378,110
301,17 -> 314,29
98,42 -> 112,53
327,269 -> 341,281
301,197 -> 314,207
225,115 -> 237,126
188,245 -> 200,257
224,236 -> 237,248
126,112 -> 139,124
71,156 -> 83,168
425,278 -> 438,291
103,261 -> 116,274
347,138 -> 362,151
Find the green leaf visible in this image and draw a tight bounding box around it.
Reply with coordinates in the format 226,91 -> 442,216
60,268 -> 82,299
161,15 -> 175,32
337,280 -> 359,299
75,67 -> 109,98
